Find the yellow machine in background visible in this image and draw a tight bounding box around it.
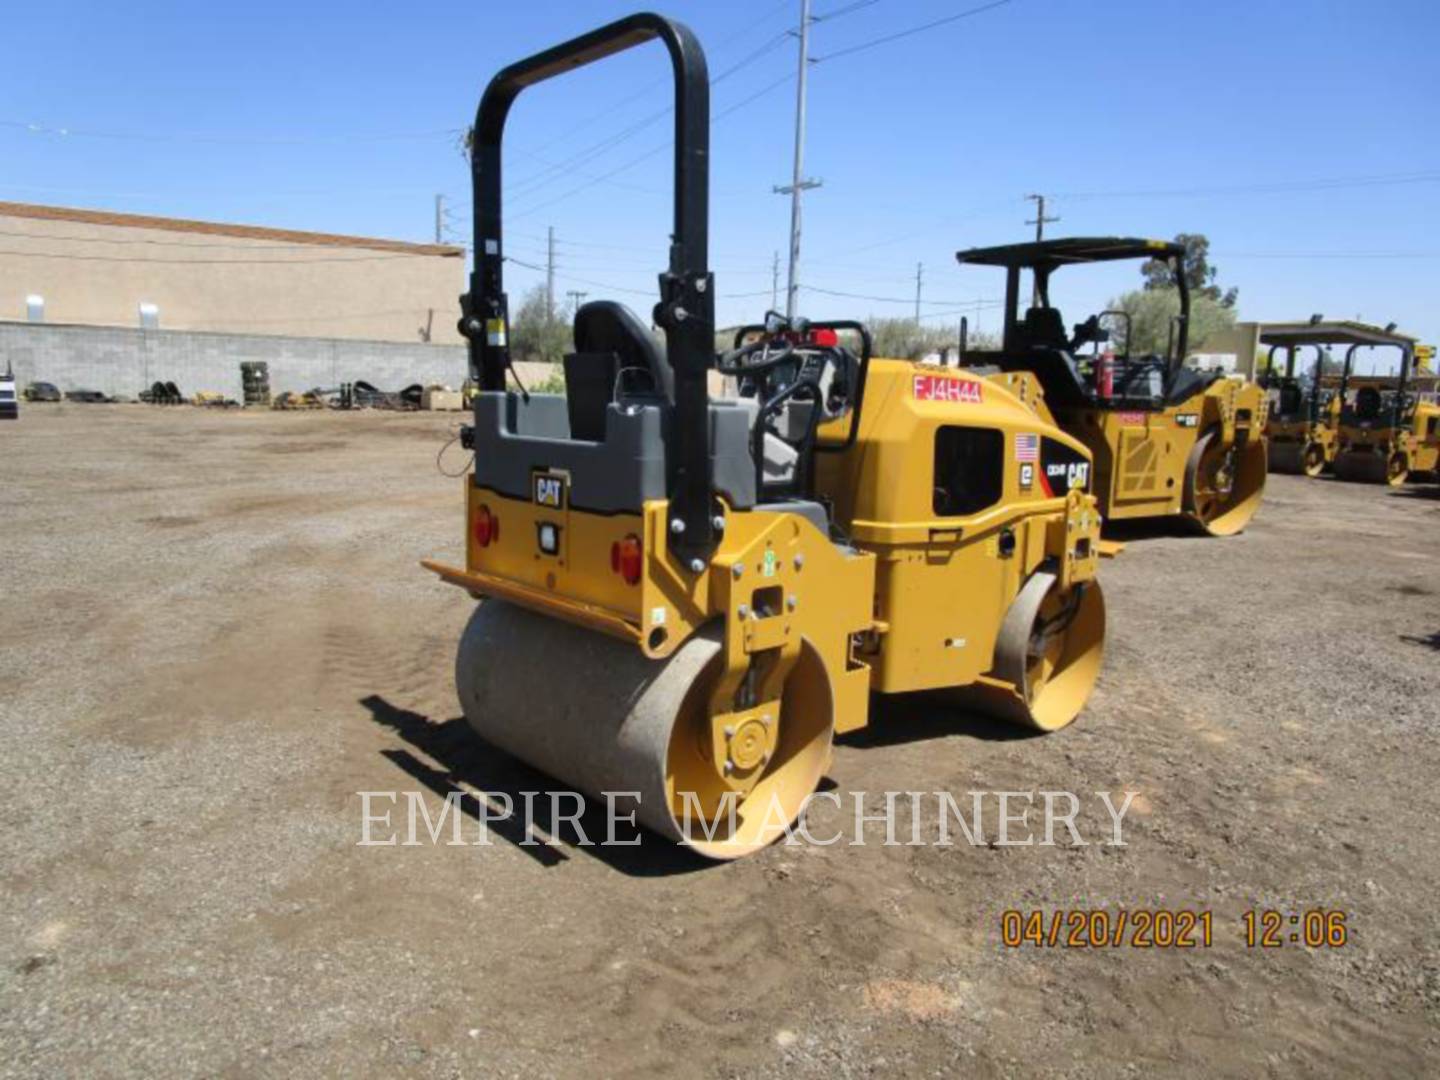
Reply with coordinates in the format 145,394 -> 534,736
423,14 -> 1108,859
1411,400 -> 1440,479
956,239 -> 1268,536
1327,327 -> 1428,485
1256,321 -> 1361,477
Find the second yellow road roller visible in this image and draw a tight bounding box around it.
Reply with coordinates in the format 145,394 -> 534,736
423,13 -> 1107,859
1325,325 -> 1435,485
955,238 -> 1268,536
1257,321 -> 1346,477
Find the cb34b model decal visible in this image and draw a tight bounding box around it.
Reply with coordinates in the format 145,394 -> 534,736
1036,437 -> 1091,496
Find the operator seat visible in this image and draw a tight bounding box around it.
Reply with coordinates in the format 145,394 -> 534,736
1005,305 -> 1092,408
1355,385 -> 1383,421
1018,306 -> 1070,352
564,301 -> 671,439
1276,381 -> 1304,417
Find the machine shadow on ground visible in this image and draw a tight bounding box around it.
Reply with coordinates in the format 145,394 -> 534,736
360,691 -> 1036,874
837,691 -> 1043,750
1100,516 -> 1208,542
359,695 -> 713,878
1387,484 -> 1440,502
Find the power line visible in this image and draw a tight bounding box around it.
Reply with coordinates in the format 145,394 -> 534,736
1220,250 -> 1440,260
812,0 -> 1014,62
519,0 -> 794,159
801,282 -> 1000,307
814,0 -> 885,20
917,303 -> 1004,321
507,71 -> 797,221
1054,170 -> 1440,200
0,117 -> 460,145
0,247 -> 435,265
503,254 -> 774,302
503,27 -> 796,201
0,227 -> 442,253
808,196 -> 1026,261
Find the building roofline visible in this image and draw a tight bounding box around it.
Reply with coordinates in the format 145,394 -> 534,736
0,201 -> 464,257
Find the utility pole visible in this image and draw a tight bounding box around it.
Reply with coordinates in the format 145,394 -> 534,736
773,0 -> 821,321
1025,193 -> 1058,243
565,289 -> 588,312
434,194 -> 445,244
545,225 -> 556,322
914,262 -> 924,324
1024,194 -> 1059,306
771,251 -> 780,312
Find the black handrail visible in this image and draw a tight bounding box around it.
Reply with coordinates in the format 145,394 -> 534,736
462,12 -> 718,557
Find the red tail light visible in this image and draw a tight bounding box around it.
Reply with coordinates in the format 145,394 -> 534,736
610,534 -> 643,585
472,504 -> 498,547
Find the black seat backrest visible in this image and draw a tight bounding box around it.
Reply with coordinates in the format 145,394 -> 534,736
1355,385 -> 1382,421
563,301 -> 671,442
1277,381 -> 1304,417
573,301 -> 671,401
994,307 -> 1091,409
1018,306 -> 1070,352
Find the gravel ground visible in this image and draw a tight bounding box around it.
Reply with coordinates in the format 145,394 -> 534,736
2,403 -> 1438,1078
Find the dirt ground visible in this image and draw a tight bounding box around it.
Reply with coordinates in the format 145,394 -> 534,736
2,403 -> 1439,1078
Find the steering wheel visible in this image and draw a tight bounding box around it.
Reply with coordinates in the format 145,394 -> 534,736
716,337 -> 797,377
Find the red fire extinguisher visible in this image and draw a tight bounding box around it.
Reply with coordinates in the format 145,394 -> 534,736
1097,351 -> 1115,399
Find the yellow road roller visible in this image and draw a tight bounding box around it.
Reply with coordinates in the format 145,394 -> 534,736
955,239 -> 1268,536
423,13 -> 1106,859
1325,326 -> 1434,485
1257,322 -> 1350,477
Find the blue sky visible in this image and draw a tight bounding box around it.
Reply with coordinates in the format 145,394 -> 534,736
4,0 -> 1438,355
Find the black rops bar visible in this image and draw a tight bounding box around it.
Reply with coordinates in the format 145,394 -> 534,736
461,13 -> 717,559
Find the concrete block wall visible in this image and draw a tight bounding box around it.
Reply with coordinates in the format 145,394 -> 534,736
0,321 -> 468,400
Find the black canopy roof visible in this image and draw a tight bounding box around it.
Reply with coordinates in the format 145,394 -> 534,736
1258,320 -> 1415,350
956,236 -> 1184,270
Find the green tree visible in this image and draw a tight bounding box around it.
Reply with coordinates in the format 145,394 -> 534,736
868,318 -> 998,360
1107,288 -> 1237,356
509,285 -> 573,363
1140,233 -> 1238,308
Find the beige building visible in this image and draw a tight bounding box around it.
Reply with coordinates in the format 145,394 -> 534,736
0,201 -> 465,344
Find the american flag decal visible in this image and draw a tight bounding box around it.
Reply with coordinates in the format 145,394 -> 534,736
1015,433 -> 1039,462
